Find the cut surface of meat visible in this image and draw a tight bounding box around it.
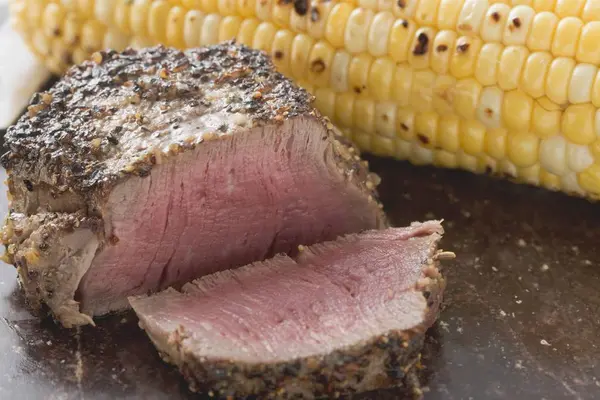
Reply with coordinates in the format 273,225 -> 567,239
1,42 -> 386,327
129,221 -> 450,398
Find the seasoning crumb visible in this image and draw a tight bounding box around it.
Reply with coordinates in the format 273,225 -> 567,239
515,299 -> 522,304
517,238 -> 526,247
541,264 -> 549,271
540,339 -> 551,346
491,266 -> 498,272
46,341 -> 52,346
499,309 -> 507,317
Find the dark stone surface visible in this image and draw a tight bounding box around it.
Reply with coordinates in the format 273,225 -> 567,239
0,157 -> 599,400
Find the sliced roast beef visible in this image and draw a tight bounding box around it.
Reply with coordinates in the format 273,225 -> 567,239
1,42 -> 387,327
129,221 -> 452,399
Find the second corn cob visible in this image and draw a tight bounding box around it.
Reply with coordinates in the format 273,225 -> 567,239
8,0 -> 600,199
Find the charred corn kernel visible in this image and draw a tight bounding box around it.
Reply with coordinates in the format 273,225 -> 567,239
271,29 -> 294,75
436,114 -> 460,152
532,99 -> 561,137
313,87 -> 336,119
411,69 -> 436,112
254,0 -> 271,21
80,19 -> 105,53
374,102 -> 397,137
577,22 -> 600,64
569,63 -> 597,104
498,46 -> 529,91
431,30 -> 457,75
166,6 -> 186,48
272,0 -> 291,27
582,1 -> 600,22
502,5 -> 534,46
183,10 -> 204,47
414,111 -> 438,147
481,3 -> 509,42
392,0 -> 418,18
388,18 -> 417,63
391,63 -> 413,106
131,0 -> 152,37
308,41 -> 335,87
449,35 -> 481,79
532,0 -> 556,12
408,27 -> 437,70
452,78 -> 481,120
503,90 -> 533,132
562,103 -> 596,145
415,0 -> 439,26
552,17 -> 583,58
432,75 -> 457,115
334,92 -> 355,127
485,128 -> 507,160
291,34 -> 315,81
579,164 -> 600,195
409,142 -> 434,165
354,98 -> 375,132
477,86 -> 503,129
437,0 -> 465,30
114,0 -> 132,35
456,0 -> 488,36
396,108 -> 416,141
330,50 -> 351,92
348,53 -> 373,97
554,0 -> 585,18
325,3 -> 353,48
479,155 -> 497,174
368,11 -> 394,57
460,119 -> 485,155
345,8 -> 374,54
545,57 -> 575,105
289,5 -> 307,33
567,143 -> 594,172
368,58 -> 395,101
200,14 -> 221,45
149,1 -> 170,43
507,132 -> 539,167
521,51 -> 552,99
475,43 -> 503,86
42,2 -> 66,38
252,22 -> 276,53
526,12 -> 558,52
219,16 -> 242,42
434,149 -> 459,168
540,169 -> 561,190
308,1 -> 333,39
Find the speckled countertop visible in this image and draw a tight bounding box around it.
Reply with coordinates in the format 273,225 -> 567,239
0,154 -> 598,400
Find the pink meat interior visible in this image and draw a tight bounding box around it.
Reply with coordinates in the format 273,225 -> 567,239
129,223 -> 442,363
77,117 -> 384,315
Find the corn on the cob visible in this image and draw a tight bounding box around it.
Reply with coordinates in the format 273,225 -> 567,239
9,0 -> 600,199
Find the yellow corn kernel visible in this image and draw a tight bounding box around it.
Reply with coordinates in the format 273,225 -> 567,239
77,0 -> 95,18
415,0 -> 439,26
498,46 -> 529,91
456,0 -> 488,35
271,29 -> 294,75
378,0 -> 395,11
434,150 -> 459,169
237,0 -> 256,17
62,15 -> 82,47
591,141 -> 600,162
374,101 -> 397,137
166,6 -> 186,48
539,169 -> 561,190
411,69 -> 436,112
437,0 -> 465,30
532,99 -> 561,137
577,22 -> 600,64
391,63 -> 413,107
507,132 -> 539,168
408,27 -> 437,70
409,142 -> 434,165
554,0 -> 585,18
435,114 -> 459,152
452,78 -> 481,120
325,3 -> 353,48
596,108 -> 600,137
252,22 -> 276,53
396,108 -> 416,141
94,0 -> 116,26
562,103 -> 596,145
289,6 -> 307,33
183,11 -> 204,48
149,1 -> 170,43
532,0 -> 556,11
388,18 -> 417,63
358,0 -> 378,9
368,58 -> 395,101
414,111 -> 438,147
477,86 -> 503,129
344,8 -> 374,54
430,30 -> 457,75
103,28 -> 130,52
569,63 -> 597,104
481,3 -> 509,42
368,11 -> 394,57
114,0 -> 133,35
460,119 -> 485,155
308,41 -> 335,87
552,17 -> 583,58
42,2 -> 66,39
578,164 -> 600,195
72,46 -> 89,64
26,0 -> 45,27
526,11 -> 557,52
354,98 -> 375,132
182,0 -> 202,7
545,57 -> 575,106
392,0 -> 418,18
352,130 -> 372,152
200,14 -> 221,45
201,0 -> 218,13
313,87 -> 336,118
561,172 -> 585,195
567,143 -> 594,172
432,75 -> 457,115
503,5 -> 534,46
334,92 -> 355,127
233,17 -> 259,45
130,0 -> 151,37
457,151 -> 479,173
80,19 -> 104,53
503,90 -> 533,132
255,0 -> 272,21
272,0 -> 291,27
298,79 -> 314,94
372,135 -> 395,157
330,50 -> 351,92
348,53 -> 373,97
219,16 -> 242,42
485,128 -> 507,160
474,43 -> 503,87
290,34 -> 315,81
519,164 -> 540,185
449,35 -> 481,79
478,155 -> 497,174
129,36 -> 155,49
582,1 -> 600,22
593,71 -> 600,108
521,51 -> 552,99
308,1 -> 333,39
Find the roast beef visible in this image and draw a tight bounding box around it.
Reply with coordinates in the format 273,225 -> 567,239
0,42 -> 387,327
129,221 -> 451,399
